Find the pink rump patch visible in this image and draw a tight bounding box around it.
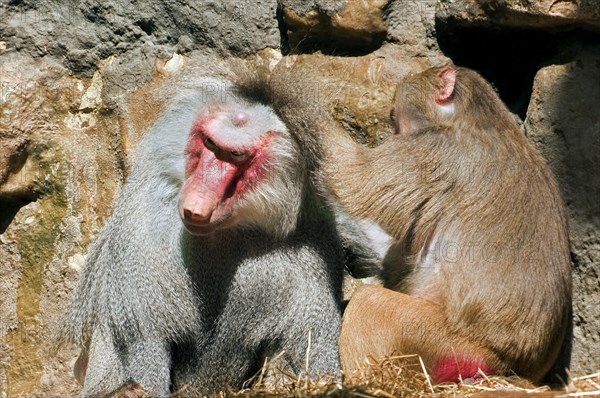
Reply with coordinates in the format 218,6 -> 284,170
431,355 -> 495,384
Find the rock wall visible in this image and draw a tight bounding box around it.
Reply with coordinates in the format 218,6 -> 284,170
0,1 -> 598,396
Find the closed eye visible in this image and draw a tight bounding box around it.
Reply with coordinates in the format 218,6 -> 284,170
205,137 -> 219,152
229,150 -> 248,162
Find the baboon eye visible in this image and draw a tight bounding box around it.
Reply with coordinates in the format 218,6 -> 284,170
205,137 -> 219,151
230,150 -> 248,162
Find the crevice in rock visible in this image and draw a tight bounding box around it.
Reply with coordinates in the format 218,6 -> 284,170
285,32 -> 386,57
435,24 -> 560,119
135,19 -> 155,36
276,5 -> 291,55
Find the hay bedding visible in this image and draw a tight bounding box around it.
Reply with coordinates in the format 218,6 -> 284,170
166,356 -> 600,398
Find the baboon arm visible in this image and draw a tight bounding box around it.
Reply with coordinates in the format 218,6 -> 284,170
81,329 -> 171,397
81,329 -> 126,397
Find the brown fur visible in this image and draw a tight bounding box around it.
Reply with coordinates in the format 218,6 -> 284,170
325,66 -> 571,382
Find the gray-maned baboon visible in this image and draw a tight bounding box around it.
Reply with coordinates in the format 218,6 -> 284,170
58,70 -> 379,397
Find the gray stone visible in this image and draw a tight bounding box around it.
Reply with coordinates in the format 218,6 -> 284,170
0,0 -> 280,76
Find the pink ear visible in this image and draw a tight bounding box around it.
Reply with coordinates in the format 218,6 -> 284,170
436,66 -> 456,104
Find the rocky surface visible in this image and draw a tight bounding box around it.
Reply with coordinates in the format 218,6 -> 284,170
0,0 -> 280,76
0,0 -> 598,396
279,0 -> 388,54
525,44 -> 600,374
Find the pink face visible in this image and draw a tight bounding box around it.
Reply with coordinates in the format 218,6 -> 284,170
178,106 -> 276,235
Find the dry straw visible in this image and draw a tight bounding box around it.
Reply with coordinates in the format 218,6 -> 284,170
190,356 -> 600,398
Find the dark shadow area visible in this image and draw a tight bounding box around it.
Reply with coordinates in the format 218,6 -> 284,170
135,19 -> 156,36
276,6 -> 291,55
0,197 -> 33,234
436,25 -> 560,119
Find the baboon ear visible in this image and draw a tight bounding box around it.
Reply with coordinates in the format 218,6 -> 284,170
436,66 -> 456,104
